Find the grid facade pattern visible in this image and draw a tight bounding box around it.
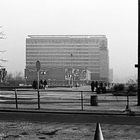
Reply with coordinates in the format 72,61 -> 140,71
25,35 -> 109,83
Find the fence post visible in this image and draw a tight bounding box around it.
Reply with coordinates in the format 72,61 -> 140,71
37,89 -> 40,109
81,91 -> 84,111
15,89 -> 18,109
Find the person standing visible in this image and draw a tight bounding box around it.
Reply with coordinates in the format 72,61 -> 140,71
43,80 -> 48,89
32,80 -> 37,89
91,81 -> 95,92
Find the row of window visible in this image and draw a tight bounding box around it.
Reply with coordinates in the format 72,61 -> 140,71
26,50 -> 99,54
26,62 -> 100,68
26,38 -> 106,45
26,54 -> 100,58
26,46 -> 99,50
26,58 -> 100,61
26,44 -> 99,48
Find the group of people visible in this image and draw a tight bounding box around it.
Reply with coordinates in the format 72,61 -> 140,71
32,79 -> 48,89
91,81 -> 107,94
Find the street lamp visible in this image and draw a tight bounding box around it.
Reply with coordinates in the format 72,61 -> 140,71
36,60 -> 41,109
138,0 -> 140,106
135,0 -> 140,105
135,0 -> 140,106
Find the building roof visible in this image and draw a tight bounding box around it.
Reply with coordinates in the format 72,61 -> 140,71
27,35 -> 106,39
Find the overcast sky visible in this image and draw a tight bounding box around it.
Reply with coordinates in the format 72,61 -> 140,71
0,0 -> 138,82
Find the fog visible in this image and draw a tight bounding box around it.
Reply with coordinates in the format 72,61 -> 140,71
0,0 -> 138,83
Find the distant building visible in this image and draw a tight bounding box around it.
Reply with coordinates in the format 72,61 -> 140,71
109,68 -> 113,83
25,35 -> 109,85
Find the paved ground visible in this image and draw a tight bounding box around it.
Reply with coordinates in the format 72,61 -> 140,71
0,86 -> 139,114
0,86 -> 140,139
0,120 -> 140,140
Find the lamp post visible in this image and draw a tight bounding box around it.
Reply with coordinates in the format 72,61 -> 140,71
36,60 -> 41,109
135,0 -> 140,105
136,0 -> 140,106
138,0 -> 140,106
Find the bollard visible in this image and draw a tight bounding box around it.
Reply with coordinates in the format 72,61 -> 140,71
125,92 -> 131,112
94,122 -> 104,140
15,89 -> 18,109
123,91 -> 136,116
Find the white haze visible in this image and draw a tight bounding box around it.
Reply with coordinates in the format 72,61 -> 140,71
0,0 -> 138,83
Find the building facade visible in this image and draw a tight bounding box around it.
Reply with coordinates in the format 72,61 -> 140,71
25,35 -> 109,85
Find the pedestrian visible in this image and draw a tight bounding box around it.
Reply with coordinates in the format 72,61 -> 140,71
91,81 -> 95,92
40,79 -> 43,89
44,80 -> 48,89
100,81 -> 103,93
32,80 -> 37,89
95,81 -> 98,89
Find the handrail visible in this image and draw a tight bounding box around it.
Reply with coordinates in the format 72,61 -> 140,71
15,89 -> 94,93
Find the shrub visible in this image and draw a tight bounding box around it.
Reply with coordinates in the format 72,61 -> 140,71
113,84 -> 125,92
127,84 -> 137,92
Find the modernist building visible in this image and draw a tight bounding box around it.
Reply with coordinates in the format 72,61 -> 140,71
25,35 -> 109,85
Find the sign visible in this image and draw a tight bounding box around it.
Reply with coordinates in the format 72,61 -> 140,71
36,60 -> 41,71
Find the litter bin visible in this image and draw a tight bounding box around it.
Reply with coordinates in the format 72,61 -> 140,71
90,95 -> 98,106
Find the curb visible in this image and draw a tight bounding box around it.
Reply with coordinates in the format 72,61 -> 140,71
0,109 -> 140,125
0,108 -> 140,116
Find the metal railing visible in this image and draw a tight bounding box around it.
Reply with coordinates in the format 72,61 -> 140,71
0,89 -> 138,113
